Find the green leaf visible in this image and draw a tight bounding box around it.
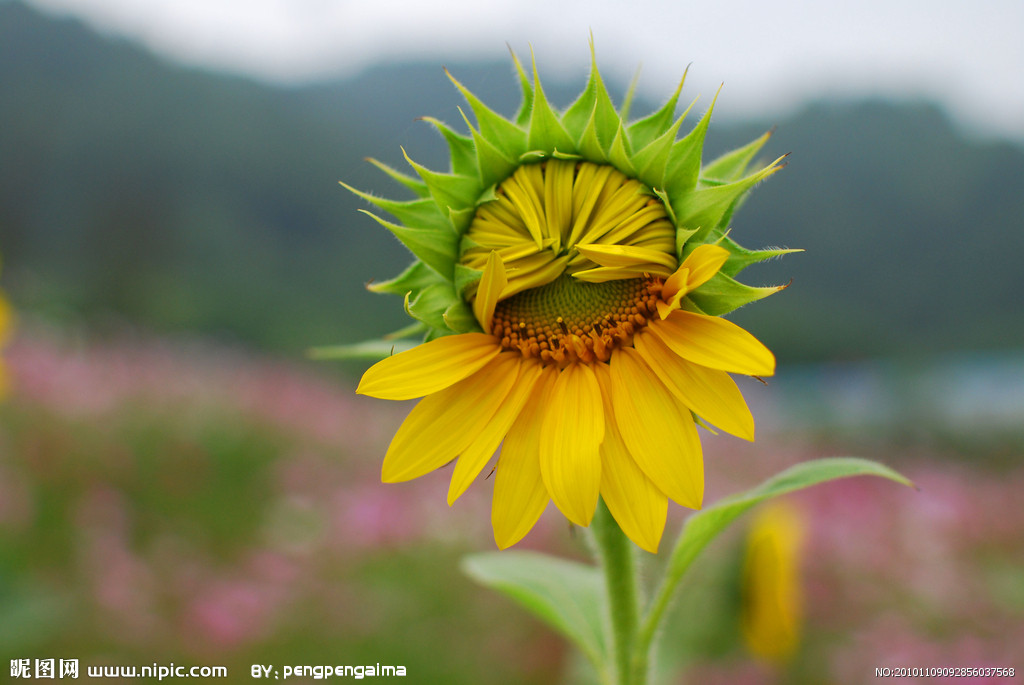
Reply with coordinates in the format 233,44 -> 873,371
666,458 -> 913,581
462,552 -> 610,676
307,339 -> 418,361
702,129 -> 774,182
636,458 -> 913,673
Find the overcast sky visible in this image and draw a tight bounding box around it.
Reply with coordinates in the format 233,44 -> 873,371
25,0 -> 1024,139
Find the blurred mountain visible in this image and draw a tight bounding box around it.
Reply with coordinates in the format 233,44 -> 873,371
2,0 -> 1022,362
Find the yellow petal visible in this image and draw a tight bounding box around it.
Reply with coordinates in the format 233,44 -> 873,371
634,329 -> 755,441
502,253 -> 570,297
609,348 -> 703,509
649,310 -> 776,377
472,251 -> 508,334
593,363 -> 668,553
502,170 -> 545,249
356,333 -> 500,400
492,367 -> 558,549
380,353 -> 519,482
575,243 -> 678,271
539,363 -> 604,527
657,268 -> 687,319
447,358 -> 543,505
544,159 -> 575,252
662,244 -> 730,302
596,205 -> 673,247
573,264 -> 673,283
568,164 -> 618,246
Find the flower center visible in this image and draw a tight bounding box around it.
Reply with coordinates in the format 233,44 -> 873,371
491,275 -> 663,365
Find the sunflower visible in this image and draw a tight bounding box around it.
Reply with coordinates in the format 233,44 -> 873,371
741,500 -> 805,663
348,44 -> 796,553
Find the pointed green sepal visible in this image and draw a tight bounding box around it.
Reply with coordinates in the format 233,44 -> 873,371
359,209 -> 457,280
402,148 -> 482,214
627,69 -> 687,150
365,158 -> 429,198
420,117 -> 478,178
405,282 -> 461,332
576,115 -> 609,163
443,300 -> 479,333
453,262 -> 484,295
664,88 -> 720,206
703,129 -> 774,182
341,183 -> 453,234
528,53 -> 576,153
367,259 -> 445,297
446,67 -> 528,160
448,206 -> 477,235
619,65 -> 641,124
561,38 -> 620,148
607,123 -> 635,176
508,48 -> 534,128
651,187 -> 678,225
632,103 -> 693,189
715,233 -> 804,277
456,107 -> 517,189
674,228 -> 698,259
672,155 -> 786,243
687,271 -> 788,315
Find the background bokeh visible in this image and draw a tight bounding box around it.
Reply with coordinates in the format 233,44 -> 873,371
1,0 -> 1022,682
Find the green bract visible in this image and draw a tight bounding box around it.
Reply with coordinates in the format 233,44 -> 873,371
343,44 -> 796,343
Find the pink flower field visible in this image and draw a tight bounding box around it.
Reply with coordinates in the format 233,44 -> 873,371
1,330 -> 1021,684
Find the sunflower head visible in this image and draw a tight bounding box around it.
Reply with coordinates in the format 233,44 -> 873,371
347,43 -> 798,553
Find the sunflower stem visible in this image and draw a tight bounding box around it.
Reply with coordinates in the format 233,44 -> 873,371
591,499 -> 640,685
